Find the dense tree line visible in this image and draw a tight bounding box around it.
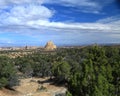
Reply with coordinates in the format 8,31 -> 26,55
0,45 -> 119,96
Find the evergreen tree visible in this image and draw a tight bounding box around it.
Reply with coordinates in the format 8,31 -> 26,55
0,56 -> 19,88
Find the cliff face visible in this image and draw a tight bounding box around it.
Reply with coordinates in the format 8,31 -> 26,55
44,41 -> 57,51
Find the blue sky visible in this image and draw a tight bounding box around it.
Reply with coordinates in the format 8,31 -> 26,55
0,0 -> 120,46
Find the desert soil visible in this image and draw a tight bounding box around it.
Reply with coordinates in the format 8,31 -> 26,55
0,77 -> 66,96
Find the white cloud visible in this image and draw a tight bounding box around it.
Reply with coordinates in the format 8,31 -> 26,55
44,0 -> 114,13
27,20 -> 110,30
0,0 -> 44,8
0,4 -> 53,25
1,19 -> 120,34
96,15 -> 120,31
45,0 -> 97,7
97,15 -> 120,23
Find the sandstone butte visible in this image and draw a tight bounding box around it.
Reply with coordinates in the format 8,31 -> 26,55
44,41 -> 57,51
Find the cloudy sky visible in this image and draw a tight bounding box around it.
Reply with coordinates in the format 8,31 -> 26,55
0,0 -> 120,46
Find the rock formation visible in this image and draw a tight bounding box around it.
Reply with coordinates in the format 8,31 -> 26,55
44,41 -> 57,51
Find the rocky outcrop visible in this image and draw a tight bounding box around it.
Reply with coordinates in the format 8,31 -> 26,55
44,41 -> 57,51
54,89 -> 67,96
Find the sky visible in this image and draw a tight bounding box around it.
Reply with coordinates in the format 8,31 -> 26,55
0,0 -> 120,46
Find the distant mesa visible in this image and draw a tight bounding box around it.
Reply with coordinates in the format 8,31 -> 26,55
44,41 -> 57,51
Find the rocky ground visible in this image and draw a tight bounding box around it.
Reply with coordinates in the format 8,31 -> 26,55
0,77 -> 67,96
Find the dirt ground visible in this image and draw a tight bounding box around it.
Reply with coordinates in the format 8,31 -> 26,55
0,77 -> 66,96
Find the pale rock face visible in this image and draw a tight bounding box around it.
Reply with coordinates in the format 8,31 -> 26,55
44,41 -> 57,51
